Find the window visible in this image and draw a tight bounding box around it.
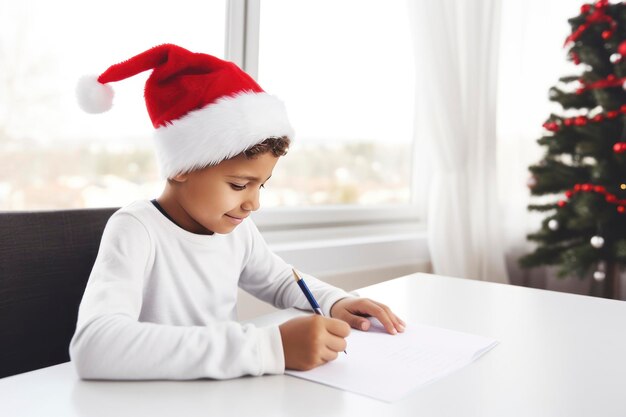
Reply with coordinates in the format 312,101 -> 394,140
0,0 -> 427,282
0,0 -> 226,210
0,0 -> 417,213
256,0 -> 415,208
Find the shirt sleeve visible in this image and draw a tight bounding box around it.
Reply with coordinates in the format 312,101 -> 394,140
69,212 -> 284,380
238,220 -> 354,316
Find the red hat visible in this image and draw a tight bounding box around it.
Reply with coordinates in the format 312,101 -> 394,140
76,44 -> 294,178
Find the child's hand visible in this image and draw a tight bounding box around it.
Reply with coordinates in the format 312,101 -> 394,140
330,297 -> 405,335
279,315 -> 350,371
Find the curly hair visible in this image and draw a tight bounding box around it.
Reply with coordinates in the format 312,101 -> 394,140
243,136 -> 291,159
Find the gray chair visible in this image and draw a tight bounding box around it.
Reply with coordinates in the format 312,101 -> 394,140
0,207 -> 117,378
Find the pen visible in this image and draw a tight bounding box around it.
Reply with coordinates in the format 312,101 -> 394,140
292,268 -> 347,354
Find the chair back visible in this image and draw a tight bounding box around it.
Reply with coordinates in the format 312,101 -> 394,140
0,207 -> 117,378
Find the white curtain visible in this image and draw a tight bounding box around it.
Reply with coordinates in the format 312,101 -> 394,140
408,0 -> 508,283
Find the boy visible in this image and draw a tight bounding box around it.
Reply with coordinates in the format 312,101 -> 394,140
71,44 -> 404,380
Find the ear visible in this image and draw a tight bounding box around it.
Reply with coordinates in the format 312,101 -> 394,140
169,172 -> 189,183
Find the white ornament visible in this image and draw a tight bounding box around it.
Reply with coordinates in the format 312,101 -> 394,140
548,219 -> 559,231
611,53 -> 622,63
622,80 -> 626,90
593,270 -> 606,281
590,235 -> 605,248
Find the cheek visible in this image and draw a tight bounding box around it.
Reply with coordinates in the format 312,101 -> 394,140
182,182 -> 218,215
195,184 -> 241,213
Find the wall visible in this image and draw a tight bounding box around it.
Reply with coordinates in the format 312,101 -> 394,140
236,224 -> 430,320
237,260 -> 431,321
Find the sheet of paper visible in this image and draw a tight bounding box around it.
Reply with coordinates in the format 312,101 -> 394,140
286,320 -> 498,402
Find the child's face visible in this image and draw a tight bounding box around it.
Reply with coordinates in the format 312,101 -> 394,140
170,152 -> 279,235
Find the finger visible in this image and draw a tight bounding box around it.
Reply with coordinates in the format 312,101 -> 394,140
321,347 -> 340,363
325,317 -> 351,337
391,312 -> 406,332
342,311 -> 372,331
375,303 -> 405,332
326,334 -> 348,353
356,317 -> 371,331
364,303 -> 398,335
370,301 -> 406,333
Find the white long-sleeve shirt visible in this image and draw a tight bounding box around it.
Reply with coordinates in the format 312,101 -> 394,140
70,200 -> 350,380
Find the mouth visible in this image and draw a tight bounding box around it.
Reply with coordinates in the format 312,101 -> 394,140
224,214 -> 247,225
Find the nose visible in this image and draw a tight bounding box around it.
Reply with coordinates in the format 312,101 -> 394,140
241,189 -> 260,212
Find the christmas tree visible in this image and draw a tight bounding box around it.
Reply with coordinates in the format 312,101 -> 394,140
520,0 -> 626,299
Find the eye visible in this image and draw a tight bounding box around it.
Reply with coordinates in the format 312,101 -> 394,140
230,183 -> 246,191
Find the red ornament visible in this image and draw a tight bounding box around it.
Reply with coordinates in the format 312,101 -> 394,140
621,104 -> 626,113
564,118 -> 573,126
619,41 -> 626,57
613,142 -> 626,153
581,4 -> 592,14
581,184 -> 592,191
542,121 -> 559,132
618,206 -> 626,214
607,194 -> 618,203
594,185 -> 606,193
557,200 -> 567,208
607,111 -> 620,119
574,184 -> 582,191
592,114 -> 604,122
574,116 -> 588,126
602,30 -> 613,40
565,190 -> 573,198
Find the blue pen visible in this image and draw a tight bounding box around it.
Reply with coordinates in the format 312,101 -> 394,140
292,268 -> 323,315
292,268 -> 347,354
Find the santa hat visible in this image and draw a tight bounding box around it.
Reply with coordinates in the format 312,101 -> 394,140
76,43 -> 294,179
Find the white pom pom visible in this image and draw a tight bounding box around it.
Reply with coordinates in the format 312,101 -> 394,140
76,75 -> 114,113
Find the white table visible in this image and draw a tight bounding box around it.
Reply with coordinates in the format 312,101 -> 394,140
2,273 -> 625,417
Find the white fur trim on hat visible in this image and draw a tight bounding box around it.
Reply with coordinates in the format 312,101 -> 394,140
76,75 -> 114,114
154,92 -> 295,179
